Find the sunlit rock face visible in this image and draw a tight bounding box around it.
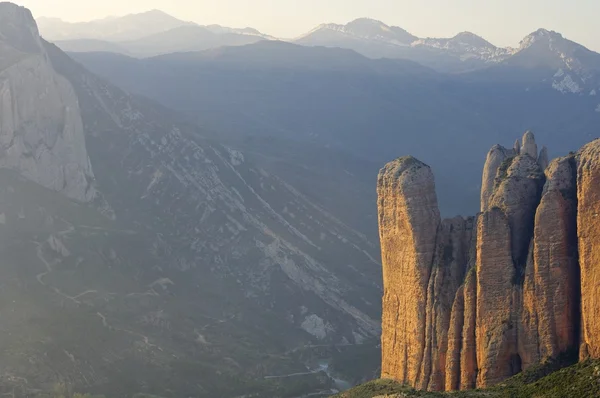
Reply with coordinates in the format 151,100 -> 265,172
577,139 -> 600,360
378,156 -> 441,387
379,131 -> 591,392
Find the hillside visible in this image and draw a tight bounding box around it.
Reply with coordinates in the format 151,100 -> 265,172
335,358 -> 600,397
0,4 -> 383,396
70,40 -> 600,218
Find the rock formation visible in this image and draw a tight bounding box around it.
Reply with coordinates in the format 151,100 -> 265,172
480,144 -> 516,212
378,156 -> 440,387
379,131 -> 598,391
521,130 -> 538,160
538,146 -> 549,170
514,139 -> 521,155
378,156 -> 476,390
0,3 -> 95,202
475,207 -> 518,387
523,156 -> 579,366
578,140 -> 600,359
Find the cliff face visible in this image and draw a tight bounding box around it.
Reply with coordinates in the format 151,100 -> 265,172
0,5 -> 387,395
379,131 -> 597,391
578,140 -> 600,359
378,155 -> 476,390
378,156 -> 440,387
0,4 -> 95,202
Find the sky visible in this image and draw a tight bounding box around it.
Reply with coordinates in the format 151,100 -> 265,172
12,0 -> 600,51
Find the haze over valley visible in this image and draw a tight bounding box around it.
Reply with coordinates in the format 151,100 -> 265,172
0,1 -> 600,397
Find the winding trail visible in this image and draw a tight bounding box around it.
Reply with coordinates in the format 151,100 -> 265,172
34,242 -> 96,305
96,312 -> 161,351
284,343 -> 357,355
264,364 -> 328,379
35,243 -> 53,286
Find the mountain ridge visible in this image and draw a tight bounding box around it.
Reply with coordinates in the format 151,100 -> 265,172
0,3 -> 384,396
36,8 -> 600,77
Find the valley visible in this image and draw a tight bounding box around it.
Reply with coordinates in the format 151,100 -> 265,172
1,1 -> 600,397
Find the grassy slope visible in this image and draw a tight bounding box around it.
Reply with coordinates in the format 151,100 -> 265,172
335,359 -> 600,398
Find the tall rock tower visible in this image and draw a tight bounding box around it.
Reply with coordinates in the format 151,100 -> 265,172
378,131 -> 587,391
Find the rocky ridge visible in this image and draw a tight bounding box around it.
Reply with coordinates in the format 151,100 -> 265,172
0,3 -> 95,202
378,131 -> 598,391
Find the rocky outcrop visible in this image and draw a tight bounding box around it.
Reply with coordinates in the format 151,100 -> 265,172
480,144 -> 516,211
379,131 -> 593,392
577,140 -> 600,359
521,131 -> 538,160
523,156 -> 579,366
420,217 -> 474,391
445,284 -> 465,391
475,208 -> 518,387
378,156 -> 441,386
0,3 -> 95,202
0,3 -> 41,54
538,146 -> 549,170
488,153 -> 545,274
460,268 -> 478,390
378,156 -> 476,390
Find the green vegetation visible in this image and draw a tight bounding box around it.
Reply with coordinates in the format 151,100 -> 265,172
335,358 -> 600,398
333,379 -> 422,397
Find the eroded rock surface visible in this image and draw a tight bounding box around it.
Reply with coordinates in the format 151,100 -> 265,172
0,4 -> 95,201
380,132 -> 588,392
480,144 -> 515,211
521,131 -> 538,160
524,156 -> 579,365
577,140 -> 600,359
378,156 -> 440,386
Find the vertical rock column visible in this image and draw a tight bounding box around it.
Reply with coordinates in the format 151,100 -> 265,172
445,285 -> 465,391
379,131 -> 585,392
461,268 -> 479,390
476,131 -> 545,387
521,156 -> 579,367
378,156 -> 441,386
480,145 -> 516,212
475,208 -> 517,387
421,217 -> 474,391
577,140 -> 600,359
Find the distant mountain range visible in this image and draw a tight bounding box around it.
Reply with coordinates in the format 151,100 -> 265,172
0,3 -> 382,396
69,38 -> 600,217
294,17 -> 516,72
37,9 -> 272,41
38,8 -> 600,231
38,10 -> 275,57
37,10 -> 195,41
3,2 -> 600,396
37,10 -> 600,77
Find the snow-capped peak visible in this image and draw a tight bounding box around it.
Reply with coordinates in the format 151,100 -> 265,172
204,24 -> 273,39
298,18 -> 416,45
411,31 -> 514,63
452,31 -> 495,49
345,18 -> 391,33
505,28 -> 600,95
510,27 -> 600,74
519,28 -> 564,50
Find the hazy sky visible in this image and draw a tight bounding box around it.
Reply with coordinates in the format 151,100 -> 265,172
13,0 -> 600,50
